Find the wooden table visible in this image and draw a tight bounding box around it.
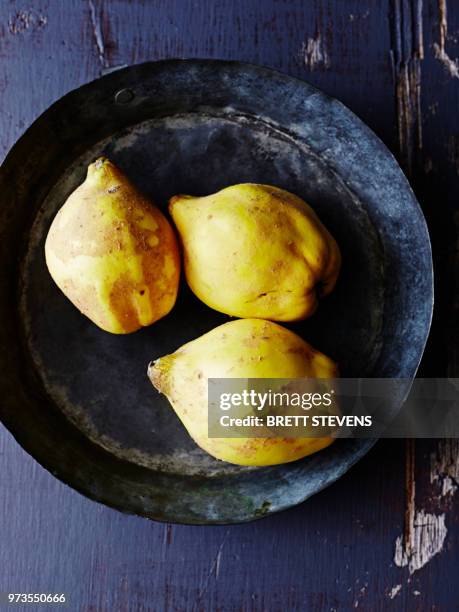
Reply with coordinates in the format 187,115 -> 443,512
1,1 -> 458,610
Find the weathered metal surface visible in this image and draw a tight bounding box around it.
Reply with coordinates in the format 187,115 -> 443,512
0,60 -> 432,524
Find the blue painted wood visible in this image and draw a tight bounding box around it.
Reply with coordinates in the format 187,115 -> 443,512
1,428 -> 410,610
0,0 -> 458,609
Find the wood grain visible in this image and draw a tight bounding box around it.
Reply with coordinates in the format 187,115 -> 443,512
391,0 -> 459,596
0,0 -> 458,609
389,0 -> 424,175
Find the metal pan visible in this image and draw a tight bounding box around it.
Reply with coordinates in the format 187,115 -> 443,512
0,60 -> 433,524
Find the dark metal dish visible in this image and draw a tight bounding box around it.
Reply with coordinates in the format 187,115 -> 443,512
0,60 -> 433,524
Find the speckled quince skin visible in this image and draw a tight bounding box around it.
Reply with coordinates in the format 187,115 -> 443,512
169,183 -> 341,322
45,157 -> 180,333
148,318 -> 338,467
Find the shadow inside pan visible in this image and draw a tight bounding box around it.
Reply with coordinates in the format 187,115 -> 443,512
20,112 -> 383,476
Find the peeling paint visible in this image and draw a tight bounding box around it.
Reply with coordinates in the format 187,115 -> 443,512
351,580 -> 368,608
388,584 -> 402,599
88,0 -> 109,69
394,510 -> 447,574
300,32 -> 330,71
8,9 -> 47,35
394,440 -> 452,576
430,439 -> 459,497
433,45 -> 459,78
433,0 -> 459,79
318,1 -> 459,592
349,11 -> 370,22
